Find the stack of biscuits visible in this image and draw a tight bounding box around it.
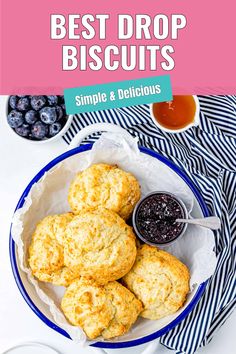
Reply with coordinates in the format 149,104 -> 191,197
28,163 -> 190,340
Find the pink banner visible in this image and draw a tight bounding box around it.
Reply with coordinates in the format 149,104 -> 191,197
1,0 -> 235,94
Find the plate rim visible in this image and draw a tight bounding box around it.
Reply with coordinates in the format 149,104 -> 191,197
9,143 -> 209,349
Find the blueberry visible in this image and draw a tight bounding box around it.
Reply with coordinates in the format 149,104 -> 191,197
15,124 -> 30,137
60,117 -> 68,128
40,106 -> 57,124
47,95 -> 58,106
61,104 -> 66,112
59,95 -> 65,104
16,97 -> 30,111
31,96 -> 46,111
31,121 -> 48,139
49,122 -> 62,137
9,96 -> 18,109
7,110 -> 24,128
25,110 -> 38,124
56,105 -> 64,120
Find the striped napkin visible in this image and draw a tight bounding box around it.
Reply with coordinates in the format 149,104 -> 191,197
63,95 -> 236,354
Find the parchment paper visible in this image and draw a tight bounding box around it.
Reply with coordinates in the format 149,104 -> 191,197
11,133 -> 217,344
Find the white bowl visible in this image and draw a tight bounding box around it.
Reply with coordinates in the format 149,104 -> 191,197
150,95 -> 200,133
5,96 -> 73,144
9,143 -> 209,350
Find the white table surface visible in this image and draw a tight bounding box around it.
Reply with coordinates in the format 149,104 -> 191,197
0,96 -> 235,354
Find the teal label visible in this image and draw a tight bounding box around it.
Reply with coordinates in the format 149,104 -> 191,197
64,75 -> 172,114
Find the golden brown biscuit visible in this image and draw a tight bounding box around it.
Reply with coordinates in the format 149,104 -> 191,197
28,213 -> 79,286
122,244 -> 190,320
64,209 -> 137,284
52,213 -> 74,245
68,163 -> 141,220
101,281 -> 143,339
61,279 -> 143,339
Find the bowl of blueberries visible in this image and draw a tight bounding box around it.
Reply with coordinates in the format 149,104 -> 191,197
6,95 -> 73,143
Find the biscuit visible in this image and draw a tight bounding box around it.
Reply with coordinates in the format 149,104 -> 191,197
68,163 -> 141,220
61,279 -> 143,339
28,213 -> 79,286
122,244 -> 190,320
64,209 -> 137,284
102,281 -> 143,339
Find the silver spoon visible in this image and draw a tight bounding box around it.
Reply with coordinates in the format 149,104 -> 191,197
176,216 -> 220,230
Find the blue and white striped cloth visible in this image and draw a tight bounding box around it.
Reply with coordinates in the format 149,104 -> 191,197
63,95 -> 236,354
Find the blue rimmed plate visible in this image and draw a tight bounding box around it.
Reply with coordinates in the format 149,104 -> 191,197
9,144 -> 209,349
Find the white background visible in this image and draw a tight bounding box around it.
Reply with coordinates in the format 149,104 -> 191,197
0,96 -> 235,354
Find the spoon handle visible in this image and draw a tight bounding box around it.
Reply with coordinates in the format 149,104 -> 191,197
176,216 -> 221,230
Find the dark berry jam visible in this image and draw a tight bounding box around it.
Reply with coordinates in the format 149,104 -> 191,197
134,193 -> 186,244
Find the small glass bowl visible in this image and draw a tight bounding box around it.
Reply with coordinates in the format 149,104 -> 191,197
132,191 -> 188,247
